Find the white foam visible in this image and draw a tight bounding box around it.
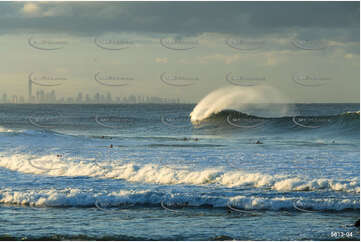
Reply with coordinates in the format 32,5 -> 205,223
0,153 -> 359,193
0,188 -> 358,211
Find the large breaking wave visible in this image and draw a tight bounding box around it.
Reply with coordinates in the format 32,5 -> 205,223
189,86 -> 359,134
190,86 -> 292,122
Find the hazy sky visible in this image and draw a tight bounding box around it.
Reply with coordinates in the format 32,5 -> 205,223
0,1 -> 359,103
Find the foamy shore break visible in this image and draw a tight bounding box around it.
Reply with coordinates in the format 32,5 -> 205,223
0,153 -> 359,193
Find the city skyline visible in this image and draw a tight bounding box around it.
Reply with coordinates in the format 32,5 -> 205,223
0,88 -> 183,104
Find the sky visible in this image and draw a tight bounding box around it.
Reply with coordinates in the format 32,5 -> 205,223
0,1 -> 359,103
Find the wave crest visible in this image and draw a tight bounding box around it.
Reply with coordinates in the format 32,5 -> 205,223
0,153 -> 359,193
190,86 -> 292,123
0,188 -> 358,211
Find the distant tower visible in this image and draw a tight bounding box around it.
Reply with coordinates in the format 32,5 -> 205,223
28,78 -> 32,102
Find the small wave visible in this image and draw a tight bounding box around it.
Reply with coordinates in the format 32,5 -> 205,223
0,188 -> 358,211
0,127 -> 67,137
343,111 -> 360,116
21,129 -> 59,136
0,233 -> 147,241
147,144 -> 224,148
0,126 -> 16,133
0,153 -> 359,193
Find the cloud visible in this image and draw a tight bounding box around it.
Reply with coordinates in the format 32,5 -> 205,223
0,1 -> 358,43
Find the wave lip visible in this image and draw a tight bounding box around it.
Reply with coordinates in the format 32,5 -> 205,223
190,86 -> 292,123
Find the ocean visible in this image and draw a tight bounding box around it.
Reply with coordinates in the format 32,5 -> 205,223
0,103 -> 359,240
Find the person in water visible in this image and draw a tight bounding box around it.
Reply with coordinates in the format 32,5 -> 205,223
256,140 -> 263,144
110,144 -> 113,148
355,219 -> 360,227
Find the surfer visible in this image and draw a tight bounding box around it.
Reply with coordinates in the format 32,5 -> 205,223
355,219 -> 360,227
256,140 -> 263,144
110,144 -> 113,148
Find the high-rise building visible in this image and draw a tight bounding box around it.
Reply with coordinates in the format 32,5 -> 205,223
28,78 -> 32,102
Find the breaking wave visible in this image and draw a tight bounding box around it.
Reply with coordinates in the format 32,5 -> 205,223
0,187 -> 358,211
189,86 -> 359,133
190,86 -> 292,122
0,153 -> 359,193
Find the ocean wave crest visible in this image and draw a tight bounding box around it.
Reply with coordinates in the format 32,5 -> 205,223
0,153 -> 359,193
0,188 -> 358,211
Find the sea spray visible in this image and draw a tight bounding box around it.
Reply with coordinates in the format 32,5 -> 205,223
190,85 -> 293,123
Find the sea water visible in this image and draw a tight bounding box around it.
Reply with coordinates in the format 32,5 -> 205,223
0,103 -> 359,240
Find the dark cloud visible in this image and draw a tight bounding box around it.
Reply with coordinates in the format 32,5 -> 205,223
248,2 -> 359,28
0,1 -> 358,41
